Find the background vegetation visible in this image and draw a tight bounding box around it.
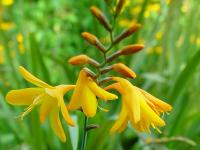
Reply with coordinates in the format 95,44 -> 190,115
0,0 -> 200,149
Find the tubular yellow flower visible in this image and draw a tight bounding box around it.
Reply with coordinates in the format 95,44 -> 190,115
67,69 -> 118,117
6,66 -> 75,142
105,77 -> 172,134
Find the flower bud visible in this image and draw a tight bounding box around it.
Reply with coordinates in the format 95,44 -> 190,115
114,24 -> 141,44
115,0 -> 126,17
121,44 -> 144,55
68,55 -> 89,65
68,55 -> 100,67
81,32 -> 106,52
112,63 -> 136,78
107,44 -> 144,62
90,6 -> 112,32
81,32 -> 97,45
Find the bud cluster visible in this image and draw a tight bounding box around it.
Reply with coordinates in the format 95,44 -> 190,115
68,1 -> 144,82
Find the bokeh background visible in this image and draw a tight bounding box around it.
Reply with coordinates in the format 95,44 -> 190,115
0,0 -> 200,149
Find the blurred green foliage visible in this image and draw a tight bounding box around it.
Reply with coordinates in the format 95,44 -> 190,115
0,0 -> 200,149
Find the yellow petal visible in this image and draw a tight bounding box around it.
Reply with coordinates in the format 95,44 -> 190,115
19,66 -> 52,88
110,103 -> 128,134
112,77 -> 140,123
68,71 -> 86,110
87,77 -> 118,101
45,85 -> 75,98
6,88 -> 43,105
104,83 -> 123,94
40,95 -> 56,123
140,98 -> 165,127
67,91 -> 80,111
138,87 -> 172,112
81,86 -> 97,117
50,108 -> 66,142
59,95 -> 75,126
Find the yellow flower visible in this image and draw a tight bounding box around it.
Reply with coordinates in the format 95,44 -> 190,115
105,77 -> 172,133
6,66 -> 75,142
0,22 -> 15,30
68,69 -> 118,117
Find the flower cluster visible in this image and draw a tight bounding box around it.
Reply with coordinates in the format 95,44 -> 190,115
5,0 -> 172,143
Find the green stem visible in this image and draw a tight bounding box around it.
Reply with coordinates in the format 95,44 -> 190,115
80,116 -> 88,150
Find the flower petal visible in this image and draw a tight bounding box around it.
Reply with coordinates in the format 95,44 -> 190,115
110,103 -> 128,134
138,87 -> 172,112
81,86 -> 97,117
59,95 -> 75,126
104,83 -> 123,94
39,95 -> 56,123
19,66 -> 52,88
6,88 -> 43,105
50,108 -> 66,142
87,77 -> 118,101
68,71 -> 86,110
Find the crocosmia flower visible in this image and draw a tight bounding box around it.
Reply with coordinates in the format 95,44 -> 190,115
68,69 -> 118,117
105,77 -> 172,134
6,66 -> 75,142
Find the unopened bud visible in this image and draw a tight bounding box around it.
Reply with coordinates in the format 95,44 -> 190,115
68,55 -> 100,67
68,55 -> 89,65
121,44 -> 144,55
90,6 -> 112,32
82,32 -> 97,45
112,63 -> 136,78
107,44 -> 144,62
115,0 -> 126,17
82,32 -> 106,52
114,24 -> 141,44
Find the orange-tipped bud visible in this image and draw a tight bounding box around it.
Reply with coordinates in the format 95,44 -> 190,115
107,44 -> 144,62
121,44 -> 144,55
83,67 -> 97,78
115,0 -> 126,16
114,24 -> 141,44
81,32 -> 106,52
90,6 -> 112,32
112,63 -> 136,78
82,32 -> 97,45
68,55 -> 89,65
68,55 -> 100,67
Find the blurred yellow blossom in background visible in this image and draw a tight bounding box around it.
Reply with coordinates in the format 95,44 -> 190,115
1,0 -> 14,6
16,34 -> 25,54
0,44 -> 4,64
0,22 -> 15,30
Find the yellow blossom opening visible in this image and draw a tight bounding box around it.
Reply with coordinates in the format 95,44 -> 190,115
68,69 -> 118,117
6,66 -> 75,142
105,77 -> 172,134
